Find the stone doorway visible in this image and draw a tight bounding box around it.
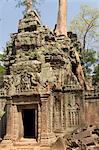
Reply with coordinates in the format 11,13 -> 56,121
22,109 -> 37,139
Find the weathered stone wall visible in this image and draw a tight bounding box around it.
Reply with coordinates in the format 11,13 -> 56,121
84,91 -> 99,126
52,90 -> 85,136
0,98 -> 6,139
85,99 -> 99,125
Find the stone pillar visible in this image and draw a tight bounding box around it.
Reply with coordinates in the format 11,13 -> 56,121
4,104 -> 19,141
63,93 -> 66,130
49,94 -> 54,134
0,118 -> 2,139
12,105 -> 19,140
38,103 -> 41,142
60,94 -> 64,132
4,104 -> 13,140
40,94 -> 56,146
19,110 -> 24,139
35,109 -> 38,139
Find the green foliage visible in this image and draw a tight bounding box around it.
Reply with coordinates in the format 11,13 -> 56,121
25,51 -> 40,60
6,0 -> 42,14
30,51 -> 40,60
0,110 -> 5,118
16,0 -> 38,8
69,4 -> 99,50
81,49 -> 96,74
0,65 -> 5,74
0,53 -> 4,61
0,49 -> 7,61
0,53 -> 6,74
69,4 -> 99,77
93,63 -> 99,85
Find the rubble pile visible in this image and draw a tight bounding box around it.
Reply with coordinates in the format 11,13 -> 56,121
64,126 -> 99,150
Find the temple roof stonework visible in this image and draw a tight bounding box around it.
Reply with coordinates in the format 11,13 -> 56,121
2,11 -> 90,97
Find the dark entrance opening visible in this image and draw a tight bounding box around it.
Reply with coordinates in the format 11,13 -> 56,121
23,109 -> 35,138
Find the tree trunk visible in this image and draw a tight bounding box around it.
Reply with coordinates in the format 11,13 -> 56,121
27,0 -> 33,13
54,0 -> 67,36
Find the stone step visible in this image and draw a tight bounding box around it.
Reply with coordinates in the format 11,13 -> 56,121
16,147 -> 51,150
40,147 -> 50,150
16,147 -> 33,150
0,145 -> 40,150
16,146 -> 40,150
14,142 -> 38,147
0,140 -> 14,150
14,138 -> 39,147
0,145 -> 51,150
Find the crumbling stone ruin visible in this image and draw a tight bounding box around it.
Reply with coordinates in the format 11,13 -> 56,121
64,125 -> 99,150
0,1 -> 99,150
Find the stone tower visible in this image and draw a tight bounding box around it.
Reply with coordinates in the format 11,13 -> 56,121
0,10 -> 85,149
0,3 -> 95,150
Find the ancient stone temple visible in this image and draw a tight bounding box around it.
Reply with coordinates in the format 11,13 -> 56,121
0,1 -> 99,150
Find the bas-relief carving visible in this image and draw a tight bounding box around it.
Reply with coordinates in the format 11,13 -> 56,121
53,95 -> 61,131
4,65 -> 41,95
68,103 -> 80,127
10,60 -> 41,75
67,94 -> 80,127
4,57 -> 80,95
53,93 -> 81,132
4,75 -> 15,95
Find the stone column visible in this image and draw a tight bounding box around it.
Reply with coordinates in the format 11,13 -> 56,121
4,104 -> 19,141
38,103 -> 41,142
0,118 -> 1,139
49,94 -> 54,134
35,109 -> 38,139
12,105 -> 19,140
4,104 -> 13,140
19,110 -> 24,139
60,93 -> 64,132
40,94 -> 56,146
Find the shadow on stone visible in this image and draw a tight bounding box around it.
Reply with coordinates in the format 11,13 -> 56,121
51,137 -> 65,150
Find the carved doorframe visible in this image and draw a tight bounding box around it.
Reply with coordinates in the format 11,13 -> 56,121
17,104 -> 38,139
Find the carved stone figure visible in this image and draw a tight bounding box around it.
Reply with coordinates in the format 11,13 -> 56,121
4,77 -> 10,95
15,75 -> 21,93
20,71 -> 31,91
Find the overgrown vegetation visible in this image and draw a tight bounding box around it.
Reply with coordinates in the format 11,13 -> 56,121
0,53 -> 5,74
93,62 -> 99,85
69,4 -> 99,84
